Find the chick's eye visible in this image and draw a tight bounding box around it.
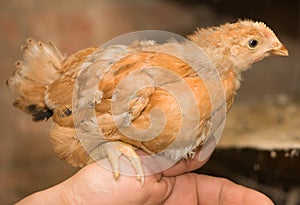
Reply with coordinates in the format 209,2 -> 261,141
248,39 -> 258,48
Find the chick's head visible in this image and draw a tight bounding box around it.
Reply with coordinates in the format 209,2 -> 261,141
226,20 -> 288,72
189,20 -> 288,73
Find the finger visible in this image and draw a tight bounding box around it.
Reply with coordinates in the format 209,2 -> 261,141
16,162 -> 170,205
68,162 -> 172,205
163,173 -> 274,205
194,174 -> 274,205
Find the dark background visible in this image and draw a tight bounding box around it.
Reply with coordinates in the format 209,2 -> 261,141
0,0 -> 299,204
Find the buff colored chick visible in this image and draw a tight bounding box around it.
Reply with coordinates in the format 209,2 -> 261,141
7,20 -> 288,183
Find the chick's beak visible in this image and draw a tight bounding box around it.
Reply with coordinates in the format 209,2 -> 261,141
270,43 -> 289,56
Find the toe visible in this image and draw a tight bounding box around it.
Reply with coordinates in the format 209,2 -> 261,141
89,141 -> 145,184
111,141 -> 145,184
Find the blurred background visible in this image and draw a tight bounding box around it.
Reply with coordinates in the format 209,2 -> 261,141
0,0 -> 299,204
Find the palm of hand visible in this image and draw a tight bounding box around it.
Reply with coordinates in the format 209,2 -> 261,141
63,155 -> 273,205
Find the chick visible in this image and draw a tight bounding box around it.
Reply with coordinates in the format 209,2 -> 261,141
7,20 -> 288,183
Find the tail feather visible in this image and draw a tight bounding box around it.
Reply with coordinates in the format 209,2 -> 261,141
7,38 -> 65,121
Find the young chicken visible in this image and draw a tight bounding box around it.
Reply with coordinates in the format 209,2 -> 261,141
7,20 -> 288,183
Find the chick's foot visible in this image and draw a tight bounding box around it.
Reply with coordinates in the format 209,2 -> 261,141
88,141 -> 144,184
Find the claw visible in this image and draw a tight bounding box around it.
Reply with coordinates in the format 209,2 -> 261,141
88,141 -> 144,184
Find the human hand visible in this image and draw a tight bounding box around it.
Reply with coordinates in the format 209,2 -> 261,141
16,155 -> 274,205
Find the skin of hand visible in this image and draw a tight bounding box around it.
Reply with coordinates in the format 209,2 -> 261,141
15,153 -> 274,205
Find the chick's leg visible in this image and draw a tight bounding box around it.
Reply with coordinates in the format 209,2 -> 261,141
88,141 -> 144,184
